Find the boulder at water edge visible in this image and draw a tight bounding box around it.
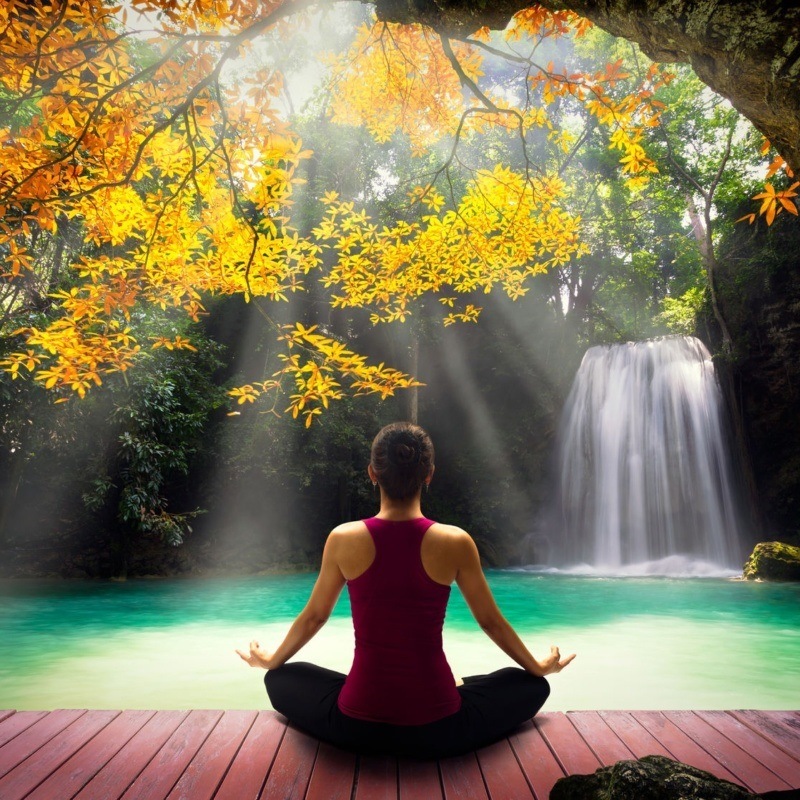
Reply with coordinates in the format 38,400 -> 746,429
549,755 -> 754,800
742,541 -> 800,581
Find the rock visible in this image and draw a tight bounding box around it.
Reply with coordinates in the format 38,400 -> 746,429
743,541 -> 800,581
550,755 -> 754,800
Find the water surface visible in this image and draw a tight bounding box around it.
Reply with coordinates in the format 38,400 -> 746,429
1,572 -> 798,711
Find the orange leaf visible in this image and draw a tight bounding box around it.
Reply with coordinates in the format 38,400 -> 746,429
766,201 -> 777,225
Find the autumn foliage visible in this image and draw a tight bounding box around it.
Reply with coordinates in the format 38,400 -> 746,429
0,0 -> 680,423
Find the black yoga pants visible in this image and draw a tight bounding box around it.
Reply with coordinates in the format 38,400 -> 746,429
265,662 -> 550,759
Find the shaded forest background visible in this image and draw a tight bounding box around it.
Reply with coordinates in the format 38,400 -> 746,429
1,9 -> 799,578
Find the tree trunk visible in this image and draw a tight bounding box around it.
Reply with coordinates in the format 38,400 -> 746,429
684,195 -> 761,540
684,191 -> 733,353
372,0 -> 800,173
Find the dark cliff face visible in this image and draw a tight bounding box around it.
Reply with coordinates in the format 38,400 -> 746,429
714,213 -> 800,541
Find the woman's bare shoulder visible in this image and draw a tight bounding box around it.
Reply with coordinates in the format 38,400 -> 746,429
428,521 -> 467,536
426,522 -> 473,548
328,520 -> 370,540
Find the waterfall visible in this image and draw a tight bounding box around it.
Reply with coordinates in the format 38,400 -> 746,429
553,336 -> 743,572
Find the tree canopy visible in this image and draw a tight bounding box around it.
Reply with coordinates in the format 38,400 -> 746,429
0,0 -> 795,427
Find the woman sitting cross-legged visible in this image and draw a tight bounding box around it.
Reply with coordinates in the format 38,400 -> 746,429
237,421 -> 575,759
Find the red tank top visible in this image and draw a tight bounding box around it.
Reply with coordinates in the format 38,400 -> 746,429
336,516 -> 462,725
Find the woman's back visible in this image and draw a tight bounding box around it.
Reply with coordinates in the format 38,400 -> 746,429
336,516 -> 463,725
334,518 -> 462,585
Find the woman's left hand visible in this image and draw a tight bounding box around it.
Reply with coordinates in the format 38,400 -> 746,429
236,639 -> 275,670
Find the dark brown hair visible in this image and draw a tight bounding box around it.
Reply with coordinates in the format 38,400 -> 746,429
370,422 -> 434,501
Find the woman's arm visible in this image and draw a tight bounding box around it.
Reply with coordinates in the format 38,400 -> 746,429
237,531 -> 347,670
454,531 -> 575,677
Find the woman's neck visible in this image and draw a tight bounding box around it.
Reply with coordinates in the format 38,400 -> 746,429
376,492 -> 424,521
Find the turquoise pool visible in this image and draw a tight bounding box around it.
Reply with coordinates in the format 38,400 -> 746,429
1,572 -> 798,711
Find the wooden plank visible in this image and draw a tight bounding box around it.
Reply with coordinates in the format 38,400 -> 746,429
75,711 -> 189,800
398,757 -> 443,800
696,711 -> 800,788
597,711 -> 674,759
730,711 -> 800,761
536,712 -> 602,776
354,755 -> 397,800
120,710 -> 223,800
260,725 -> 319,800
0,710 -> 86,779
167,710 -> 257,800
305,743 -> 356,800
509,719 -> 566,800
439,752 -> 489,800
475,737 -> 534,800
214,712 -> 286,800
664,711 -> 791,794
567,711 -> 635,764
26,710 -> 155,800
0,712 -> 15,725
631,711 -> 742,785
0,711 -> 49,749
0,710 -> 119,800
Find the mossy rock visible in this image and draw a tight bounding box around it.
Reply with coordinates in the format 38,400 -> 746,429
550,755 -> 754,800
742,541 -> 800,581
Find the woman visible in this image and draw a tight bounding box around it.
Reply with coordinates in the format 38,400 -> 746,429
237,422 -> 575,759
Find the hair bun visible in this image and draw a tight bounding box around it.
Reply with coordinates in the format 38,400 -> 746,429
389,438 -> 420,466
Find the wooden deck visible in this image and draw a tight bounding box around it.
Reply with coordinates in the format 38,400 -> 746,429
0,709 -> 798,799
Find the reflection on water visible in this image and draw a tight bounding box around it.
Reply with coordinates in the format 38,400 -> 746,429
1,573 -> 798,711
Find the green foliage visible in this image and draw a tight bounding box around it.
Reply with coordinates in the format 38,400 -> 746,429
656,287 -> 706,335
87,334 -> 227,547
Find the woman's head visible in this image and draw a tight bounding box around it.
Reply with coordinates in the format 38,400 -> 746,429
370,422 -> 434,500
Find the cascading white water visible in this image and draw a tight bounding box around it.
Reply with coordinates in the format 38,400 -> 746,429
554,336 -> 743,571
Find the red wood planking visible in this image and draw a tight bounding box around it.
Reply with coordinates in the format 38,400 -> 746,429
597,710 -> 673,759
696,711 -> 800,788
439,752 -> 489,800
167,710 -> 257,800
26,709 -> 155,800
631,711 -> 743,785
536,712 -> 602,777
567,711 -> 635,764
664,711 -> 791,794
1,708 -> 798,800
730,710 -> 800,761
398,757 -> 443,800
305,742 -> 356,800
475,737 -> 534,800
120,710 -> 223,800
0,709 -> 86,779
214,711 -> 286,800
0,711 -> 49,749
509,719 -> 566,800
75,711 -> 189,800
0,709 -> 119,800
0,711 -> 15,725
259,725 -> 319,800
354,755 -> 397,800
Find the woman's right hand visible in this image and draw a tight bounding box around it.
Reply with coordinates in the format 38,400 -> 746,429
236,639 -> 276,670
536,645 -> 576,676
